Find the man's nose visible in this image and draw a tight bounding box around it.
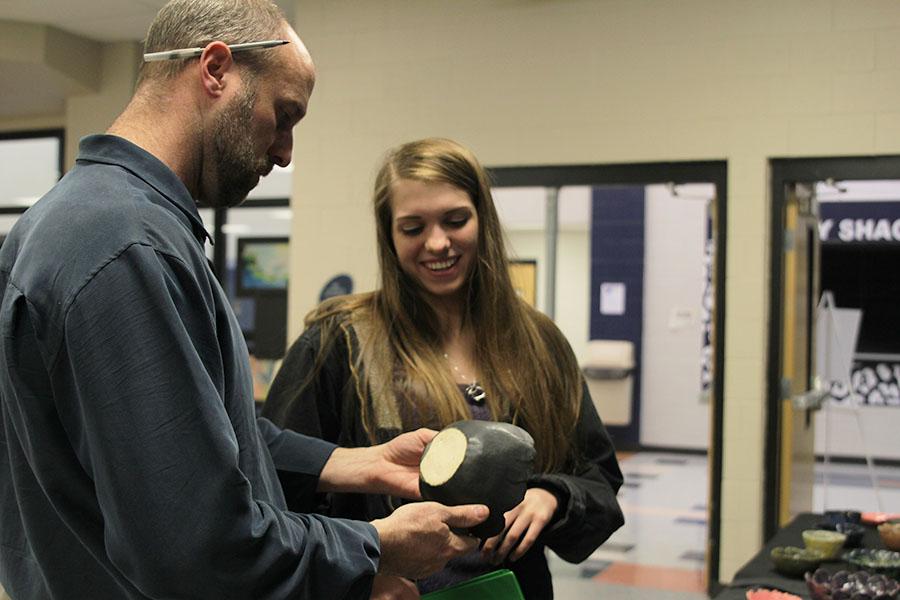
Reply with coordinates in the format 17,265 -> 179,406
269,129 -> 293,168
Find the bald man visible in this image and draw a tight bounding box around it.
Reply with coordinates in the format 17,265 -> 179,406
0,1 -> 485,598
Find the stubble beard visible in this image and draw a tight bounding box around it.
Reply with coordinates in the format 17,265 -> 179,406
208,83 -> 271,208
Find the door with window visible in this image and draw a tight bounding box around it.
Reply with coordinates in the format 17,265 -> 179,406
777,182 -> 819,525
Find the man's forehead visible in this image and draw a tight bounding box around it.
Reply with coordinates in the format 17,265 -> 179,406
276,27 -> 315,90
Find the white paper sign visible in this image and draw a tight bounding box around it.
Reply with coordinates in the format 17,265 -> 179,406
816,292 -> 862,386
600,282 -> 626,315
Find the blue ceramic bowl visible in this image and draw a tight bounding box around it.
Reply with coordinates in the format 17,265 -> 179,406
823,510 -> 862,527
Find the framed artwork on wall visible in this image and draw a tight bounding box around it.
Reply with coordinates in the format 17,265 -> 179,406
236,237 -> 289,295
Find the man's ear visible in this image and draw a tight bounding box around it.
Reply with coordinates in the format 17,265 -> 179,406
198,41 -> 234,98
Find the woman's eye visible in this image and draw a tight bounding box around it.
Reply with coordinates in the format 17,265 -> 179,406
400,226 -> 423,236
446,217 -> 468,228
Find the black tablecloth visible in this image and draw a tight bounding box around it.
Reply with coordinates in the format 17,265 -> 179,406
713,512 -> 886,599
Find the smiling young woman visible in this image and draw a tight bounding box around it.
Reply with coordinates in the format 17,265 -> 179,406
262,137 -> 624,599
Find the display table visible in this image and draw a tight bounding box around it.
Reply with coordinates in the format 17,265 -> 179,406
713,512 -> 886,599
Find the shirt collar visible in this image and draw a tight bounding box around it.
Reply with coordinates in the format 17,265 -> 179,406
75,134 -> 213,245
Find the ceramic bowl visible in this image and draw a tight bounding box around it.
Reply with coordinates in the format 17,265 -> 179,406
862,512 -> 900,526
745,589 -> 801,600
770,546 -> 825,578
803,529 -> 847,559
843,548 -> 900,579
835,522 -> 866,548
805,567 -> 900,600
879,522 -> 900,552
824,509 -> 863,527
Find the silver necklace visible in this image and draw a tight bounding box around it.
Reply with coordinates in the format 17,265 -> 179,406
443,353 -> 487,405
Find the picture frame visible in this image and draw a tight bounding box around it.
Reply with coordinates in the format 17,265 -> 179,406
236,236 -> 290,296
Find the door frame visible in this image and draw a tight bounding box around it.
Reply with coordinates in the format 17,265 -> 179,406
489,160 -> 727,592
766,155 -> 900,540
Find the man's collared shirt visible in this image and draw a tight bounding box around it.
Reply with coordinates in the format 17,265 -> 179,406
0,135 -> 379,599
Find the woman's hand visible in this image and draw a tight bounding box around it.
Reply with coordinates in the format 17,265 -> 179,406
369,574 -> 420,600
480,487 -> 559,564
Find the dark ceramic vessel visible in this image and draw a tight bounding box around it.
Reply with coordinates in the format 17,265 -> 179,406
419,420 -> 536,539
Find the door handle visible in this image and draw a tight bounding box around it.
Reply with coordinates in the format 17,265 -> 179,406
790,376 -> 828,411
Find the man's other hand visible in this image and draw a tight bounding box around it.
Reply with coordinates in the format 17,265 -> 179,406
371,502 -> 487,580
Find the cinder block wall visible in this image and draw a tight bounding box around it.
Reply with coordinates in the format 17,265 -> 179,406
289,0 -> 900,581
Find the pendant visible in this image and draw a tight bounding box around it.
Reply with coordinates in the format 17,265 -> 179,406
465,382 -> 487,405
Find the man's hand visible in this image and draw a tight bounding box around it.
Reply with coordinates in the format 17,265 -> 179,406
480,487 -> 558,564
318,428 -> 437,498
372,502 -> 488,580
369,575 -> 420,600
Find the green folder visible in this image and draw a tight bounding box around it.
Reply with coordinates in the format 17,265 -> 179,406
421,569 -> 525,600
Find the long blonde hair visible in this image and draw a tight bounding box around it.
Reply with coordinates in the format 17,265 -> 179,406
308,138 -> 583,473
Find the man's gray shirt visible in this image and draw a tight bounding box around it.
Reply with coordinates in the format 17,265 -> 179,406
0,135 -> 379,599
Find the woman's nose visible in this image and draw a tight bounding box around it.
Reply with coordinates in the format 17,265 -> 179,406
424,227 -> 451,253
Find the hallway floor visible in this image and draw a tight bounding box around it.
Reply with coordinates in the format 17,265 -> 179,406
548,451 -> 900,599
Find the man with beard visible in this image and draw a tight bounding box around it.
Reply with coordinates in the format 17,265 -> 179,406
0,1 -> 486,599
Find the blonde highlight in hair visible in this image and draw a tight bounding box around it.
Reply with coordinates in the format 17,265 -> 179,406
308,138 -> 583,473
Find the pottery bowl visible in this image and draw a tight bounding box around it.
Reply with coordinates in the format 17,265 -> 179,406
805,567 -> 899,600
824,510 -> 862,527
803,529 -> 847,560
770,546 -> 825,578
843,548 -> 900,579
835,522 -> 866,548
879,522 -> 900,552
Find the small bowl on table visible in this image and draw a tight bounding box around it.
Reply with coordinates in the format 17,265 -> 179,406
823,509 -> 862,527
803,529 -> 847,560
878,521 -> 900,552
843,548 -> 900,579
834,522 -> 866,548
805,567 -> 900,600
770,546 -> 825,578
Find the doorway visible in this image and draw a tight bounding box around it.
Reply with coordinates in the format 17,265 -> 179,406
489,161 -> 726,594
767,156 -> 900,539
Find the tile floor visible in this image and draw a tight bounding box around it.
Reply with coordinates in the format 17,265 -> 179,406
548,451 -> 900,599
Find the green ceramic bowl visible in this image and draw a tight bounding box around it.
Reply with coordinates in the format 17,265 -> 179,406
843,548 -> 900,579
802,529 -> 846,560
770,546 -> 825,578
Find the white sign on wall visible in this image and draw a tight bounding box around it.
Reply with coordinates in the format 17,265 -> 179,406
599,282 -> 626,315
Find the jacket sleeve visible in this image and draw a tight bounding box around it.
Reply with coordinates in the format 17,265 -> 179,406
261,322 -> 352,512
57,246 -> 378,600
528,381 -> 625,563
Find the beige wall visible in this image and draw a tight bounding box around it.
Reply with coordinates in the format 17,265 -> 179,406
0,115 -> 64,132
0,38 -> 139,170
289,0 -> 900,581
64,42 -> 141,169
